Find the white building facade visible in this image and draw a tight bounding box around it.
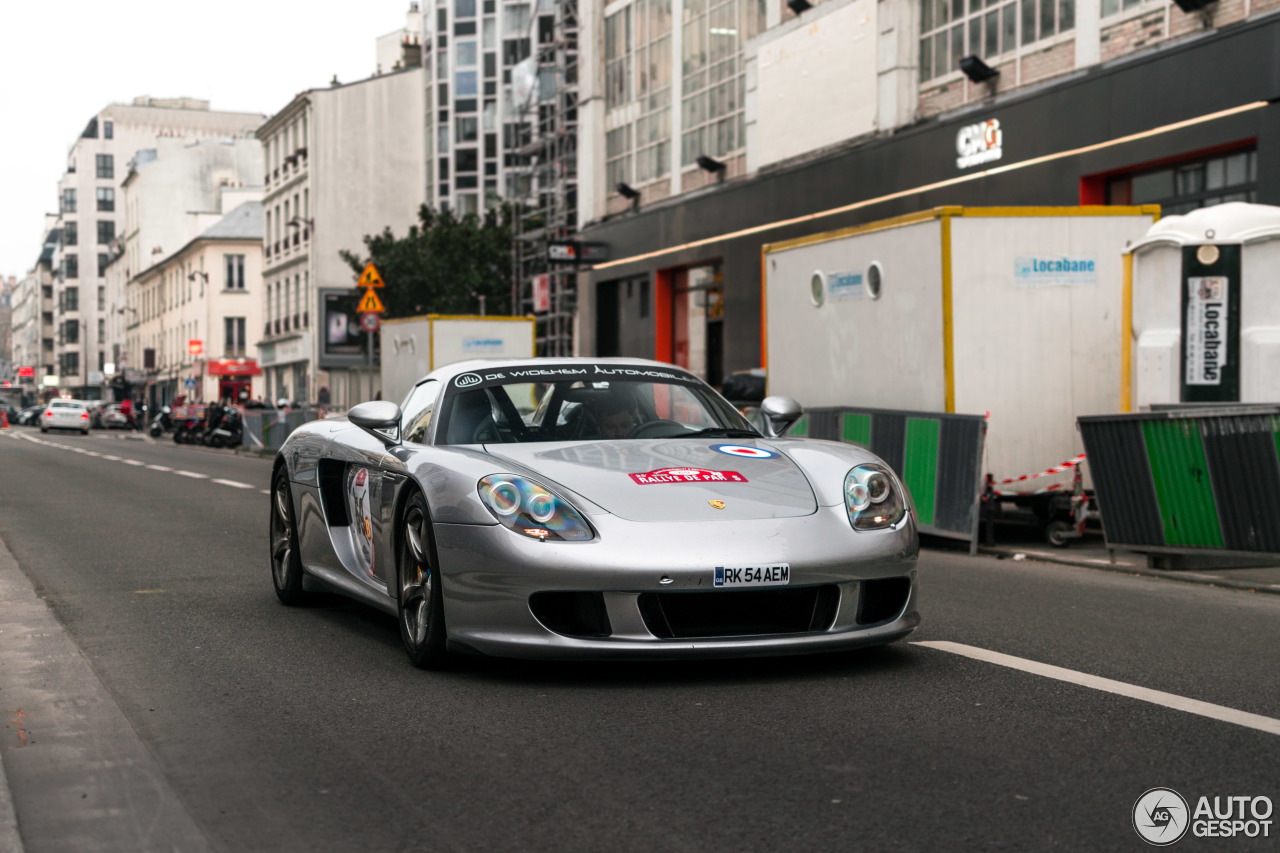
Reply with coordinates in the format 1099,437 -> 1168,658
257,66 -> 427,409
50,97 -> 263,400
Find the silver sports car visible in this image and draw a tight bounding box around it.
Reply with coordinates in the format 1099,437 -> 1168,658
270,358 -> 919,667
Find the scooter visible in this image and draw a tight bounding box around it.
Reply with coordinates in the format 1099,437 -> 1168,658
173,412 -> 205,444
205,407 -> 244,449
149,406 -> 173,438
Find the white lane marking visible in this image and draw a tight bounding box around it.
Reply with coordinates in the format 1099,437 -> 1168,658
260,490 -> 271,495
120,459 -> 145,466
173,470 -> 208,479
101,455 -> 120,461
83,451 -> 102,457
146,465 -> 173,471
914,641 -> 1280,737
211,479 -> 254,489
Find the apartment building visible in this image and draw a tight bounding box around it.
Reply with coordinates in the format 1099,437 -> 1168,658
257,62 -> 427,408
577,0 -> 1280,381
50,97 -> 263,400
9,222 -> 60,400
125,202 -> 265,407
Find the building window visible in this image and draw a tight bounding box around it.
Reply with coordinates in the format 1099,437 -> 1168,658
104,120 -> 113,139
1107,149 -> 1257,216
65,254 -> 79,279
97,220 -> 115,245
456,0 -> 476,17
96,154 -> 114,179
65,287 -> 79,311
225,317 -> 246,357
98,253 -> 109,276
456,71 -> 478,96
607,126 -> 633,189
457,115 -> 479,143
681,0 -> 761,167
98,286 -> 105,310
96,187 -> 115,212
225,254 -> 245,289
61,352 -> 80,377
62,188 -> 76,214
98,318 -> 105,341
65,320 -> 80,343
64,221 -> 78,246
605,5 -> 633,111
457,148 -> 479,172
920,0 -> 1073,83
457,40 -> 478,66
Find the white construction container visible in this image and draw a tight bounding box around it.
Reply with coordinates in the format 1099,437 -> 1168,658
763,206 -> 1159,486
1128,202 -> 1280,408
380,314 -> 535,404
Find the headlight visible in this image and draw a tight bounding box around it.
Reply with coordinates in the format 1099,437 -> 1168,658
843,464 -> 907,531
478,475 -> 594,541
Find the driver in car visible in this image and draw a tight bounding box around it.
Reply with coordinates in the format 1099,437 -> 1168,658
588,395 -> 638,439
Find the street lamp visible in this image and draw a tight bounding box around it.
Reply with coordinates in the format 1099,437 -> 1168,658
287,217 -> 315,230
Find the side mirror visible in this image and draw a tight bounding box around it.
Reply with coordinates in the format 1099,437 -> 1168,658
760,395 -> 803,437
349,400 -> 402,445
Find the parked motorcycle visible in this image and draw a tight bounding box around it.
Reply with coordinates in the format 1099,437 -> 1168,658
204,406 -> 244,449
173,412 -> 205,444
149,406 -> 173,438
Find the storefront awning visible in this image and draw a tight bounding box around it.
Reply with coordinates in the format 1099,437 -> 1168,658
207,359 -> 263,377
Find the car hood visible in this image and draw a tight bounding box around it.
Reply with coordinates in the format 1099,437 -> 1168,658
481,438 -> 817,521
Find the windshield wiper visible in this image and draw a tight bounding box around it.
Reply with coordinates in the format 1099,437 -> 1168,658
673,427 -> 761,439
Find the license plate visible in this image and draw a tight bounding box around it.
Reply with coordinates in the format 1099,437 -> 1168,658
713,564 -> 790,588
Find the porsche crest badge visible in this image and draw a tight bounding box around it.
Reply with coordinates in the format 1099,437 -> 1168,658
708,500 -> 726,509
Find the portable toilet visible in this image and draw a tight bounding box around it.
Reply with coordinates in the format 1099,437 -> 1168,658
1129,202 -> 1280,408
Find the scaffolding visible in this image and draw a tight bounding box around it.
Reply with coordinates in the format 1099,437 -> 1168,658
509,0 -> 578,357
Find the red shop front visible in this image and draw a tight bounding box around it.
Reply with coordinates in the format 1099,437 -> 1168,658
207,359 -> 262,403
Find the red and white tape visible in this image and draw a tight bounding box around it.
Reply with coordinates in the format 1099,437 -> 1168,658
992,454 -> 1087,496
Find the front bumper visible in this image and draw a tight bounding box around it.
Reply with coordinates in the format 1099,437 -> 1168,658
434,504 -> 919,660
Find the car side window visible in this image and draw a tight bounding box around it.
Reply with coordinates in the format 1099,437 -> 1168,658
401,380 -> 441,445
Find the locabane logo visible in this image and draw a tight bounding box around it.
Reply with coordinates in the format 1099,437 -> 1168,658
1133,788 -> 1190,846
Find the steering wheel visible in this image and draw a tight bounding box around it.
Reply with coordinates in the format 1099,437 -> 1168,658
627,419 -> 687,439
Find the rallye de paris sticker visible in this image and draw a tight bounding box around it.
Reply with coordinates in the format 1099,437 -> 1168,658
629,467 -> 746,485
348,467 -> 376,577
710,444 -> 776,459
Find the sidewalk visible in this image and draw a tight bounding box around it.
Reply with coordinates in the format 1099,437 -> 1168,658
942,525 -> 1280,596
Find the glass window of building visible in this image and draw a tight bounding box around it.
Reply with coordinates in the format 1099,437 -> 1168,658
456,0 -> 476,17
457,71 -> 478,96
95,154 -> 114,179
919,0 -> 1074,82
225,254 -> 245,290
457,115 -> 479,143
96,187 -> 115,212
62,188 -> 76,213
64,221 -> 78,246
457,39 -> 478,66
1107,149 -> 1257,215
65,254 -> 79,279
680,0 -> 762,167
97,220 -> 115,245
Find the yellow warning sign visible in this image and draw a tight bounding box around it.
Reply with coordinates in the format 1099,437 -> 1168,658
356,289 -> 385,314
357,262 -> 385,288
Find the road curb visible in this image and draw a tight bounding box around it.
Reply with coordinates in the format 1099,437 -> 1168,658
974,545 -> 1280,596
0,534 -> 213,851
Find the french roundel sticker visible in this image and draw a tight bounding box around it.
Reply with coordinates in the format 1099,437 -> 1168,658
711,444 -> 776,459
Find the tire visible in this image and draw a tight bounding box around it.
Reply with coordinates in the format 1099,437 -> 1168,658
82,428 -> 90,435
270,467 -> 309,605
397,491 -> 449,668
1046,520 -> 1074,548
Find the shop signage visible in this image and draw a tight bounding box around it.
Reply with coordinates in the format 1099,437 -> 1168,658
1185,276 -> 1229,386
956,118 -> 1003,169
207,359 -> 263,377
1013,255 -> 1097,287
17,366 -> 34,378
188,339 -> 203,355
43,375 -> 60,386
532,273 -> 550,313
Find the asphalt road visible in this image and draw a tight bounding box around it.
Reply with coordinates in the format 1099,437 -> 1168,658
0,426 -> 1278,852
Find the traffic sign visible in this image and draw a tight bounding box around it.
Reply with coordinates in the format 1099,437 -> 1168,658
356,289 -> 385,313
360,312 -> 381,332
357,262 -> 385,288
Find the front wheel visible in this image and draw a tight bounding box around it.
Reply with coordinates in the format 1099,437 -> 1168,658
270,467 -> 309,605
398,492 -> 449,668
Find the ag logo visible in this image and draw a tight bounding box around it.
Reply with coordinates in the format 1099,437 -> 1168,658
455,372 -> 482,388
1133,788 -> 1190,846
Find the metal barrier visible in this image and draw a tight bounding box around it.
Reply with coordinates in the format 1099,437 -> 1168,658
1079,407 -> 1280,558
242,407 -> 324,453
791,406 -> 987,547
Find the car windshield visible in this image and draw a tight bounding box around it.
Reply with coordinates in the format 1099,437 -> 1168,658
436,363 -> 758,445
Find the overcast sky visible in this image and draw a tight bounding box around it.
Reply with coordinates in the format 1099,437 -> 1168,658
0,1 -> 421,278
